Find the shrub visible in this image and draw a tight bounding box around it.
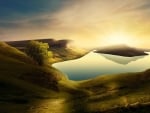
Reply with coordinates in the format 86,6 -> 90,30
26,41 -> 52,65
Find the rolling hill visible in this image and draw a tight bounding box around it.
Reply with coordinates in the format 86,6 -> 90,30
0,42 -> 66,90
0,41 -> 150,113
0,41 -> 88,113
6,39 -> 88,63
77,69 -> 150,113
6,39 -> 70,50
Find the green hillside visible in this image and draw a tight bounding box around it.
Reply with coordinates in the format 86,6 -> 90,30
0,42 -> 36,64
0,41 -> 67,91
0,41 -> 150,113
76,70 -> 150,113
0,42 -> 88,113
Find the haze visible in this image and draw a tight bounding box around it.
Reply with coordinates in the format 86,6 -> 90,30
0,0 -> 150,48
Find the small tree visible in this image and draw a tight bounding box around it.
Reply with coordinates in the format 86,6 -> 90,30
26,41 -> 52,65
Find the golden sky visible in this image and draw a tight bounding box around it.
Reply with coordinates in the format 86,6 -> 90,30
0,0 -> 150,48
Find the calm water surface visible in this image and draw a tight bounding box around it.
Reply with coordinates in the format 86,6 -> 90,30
53,52 -> 150,80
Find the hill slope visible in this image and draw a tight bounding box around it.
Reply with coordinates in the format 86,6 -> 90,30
0,42 -> 88,113
0,42 -> 150,113
6,39 -> 88,63
0,42 -> 36,64
0,42 -> 66,90
77,69 -> 150,113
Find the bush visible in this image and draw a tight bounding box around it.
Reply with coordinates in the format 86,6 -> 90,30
26,41 -> 52,65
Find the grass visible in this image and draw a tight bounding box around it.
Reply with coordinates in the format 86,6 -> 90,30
0,41 -> 150,113
77,71 -> 150,112
0,42 -> 89,113
0,42 -> 69,97
0,42 -> 35,64
49,47 -> 88,63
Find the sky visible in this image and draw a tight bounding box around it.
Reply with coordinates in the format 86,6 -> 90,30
0,0 -> 150,48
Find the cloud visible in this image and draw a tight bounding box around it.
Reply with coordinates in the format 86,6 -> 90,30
0,0 -> 150,48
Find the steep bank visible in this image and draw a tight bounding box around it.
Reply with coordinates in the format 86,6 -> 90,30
0,42 -> 66,90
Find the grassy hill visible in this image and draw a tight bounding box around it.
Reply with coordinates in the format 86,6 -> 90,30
6,39 -> 89,64
0,41 -> 150,113
0,41 -> 87,113
0,41 -> 67,91
0,42 -> 36,64
76,70 -> 150,113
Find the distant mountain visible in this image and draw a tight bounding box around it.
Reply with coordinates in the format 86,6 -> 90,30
95,45 -> 148,57
5,38 -> 88,63
6,38 -> 71,51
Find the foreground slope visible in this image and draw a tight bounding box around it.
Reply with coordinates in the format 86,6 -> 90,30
0,41 -> 150,113
77,69 -> 150,113
0,42 -> 86,113
0,42 -> 66,91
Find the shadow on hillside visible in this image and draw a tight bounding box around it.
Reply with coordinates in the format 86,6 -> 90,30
1,72 -> 150,113
66,91 -> 89,113
0,80 -> 89,113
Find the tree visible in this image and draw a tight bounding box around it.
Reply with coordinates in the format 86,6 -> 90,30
26,41 -> 52,65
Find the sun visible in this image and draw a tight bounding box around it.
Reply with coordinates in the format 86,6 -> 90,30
103,32 -> 135,46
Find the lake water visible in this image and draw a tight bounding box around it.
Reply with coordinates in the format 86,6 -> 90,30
52,52 -> 150,80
